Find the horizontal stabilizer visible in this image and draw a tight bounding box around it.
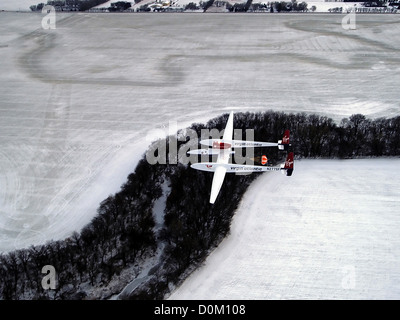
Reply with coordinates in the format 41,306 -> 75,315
210,166 -> 227,204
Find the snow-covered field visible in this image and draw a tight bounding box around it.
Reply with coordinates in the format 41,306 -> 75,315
0,1 -> 38,11
169,159 -> 400,299
1,12 -> 400,298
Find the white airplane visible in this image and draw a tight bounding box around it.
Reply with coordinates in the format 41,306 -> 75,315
189,111 -> 294,204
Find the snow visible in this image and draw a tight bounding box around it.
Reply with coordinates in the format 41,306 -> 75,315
0,1 -> 38,11
1,12 -> 400,262
169,159 -> 400,299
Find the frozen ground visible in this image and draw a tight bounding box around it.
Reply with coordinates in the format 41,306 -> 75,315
170,159 -> 400,299
1,13 -> 400,254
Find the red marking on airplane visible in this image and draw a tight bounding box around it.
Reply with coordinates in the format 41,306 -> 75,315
213,141 -> 232,149
282,130 -> 290,144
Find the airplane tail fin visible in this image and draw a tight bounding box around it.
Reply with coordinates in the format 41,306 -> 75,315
278,130 -> 290,151
283,152 -> 294,176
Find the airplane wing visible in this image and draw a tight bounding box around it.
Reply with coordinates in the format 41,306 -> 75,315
222,111 -> 234,141
209,111 -> 234,204
210,166 -> 227,204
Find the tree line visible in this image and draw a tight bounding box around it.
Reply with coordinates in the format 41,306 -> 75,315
1,111 -> 399,299
30,0 -> 109,12
0,159 -> 164,299
201,0 -> 308,12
